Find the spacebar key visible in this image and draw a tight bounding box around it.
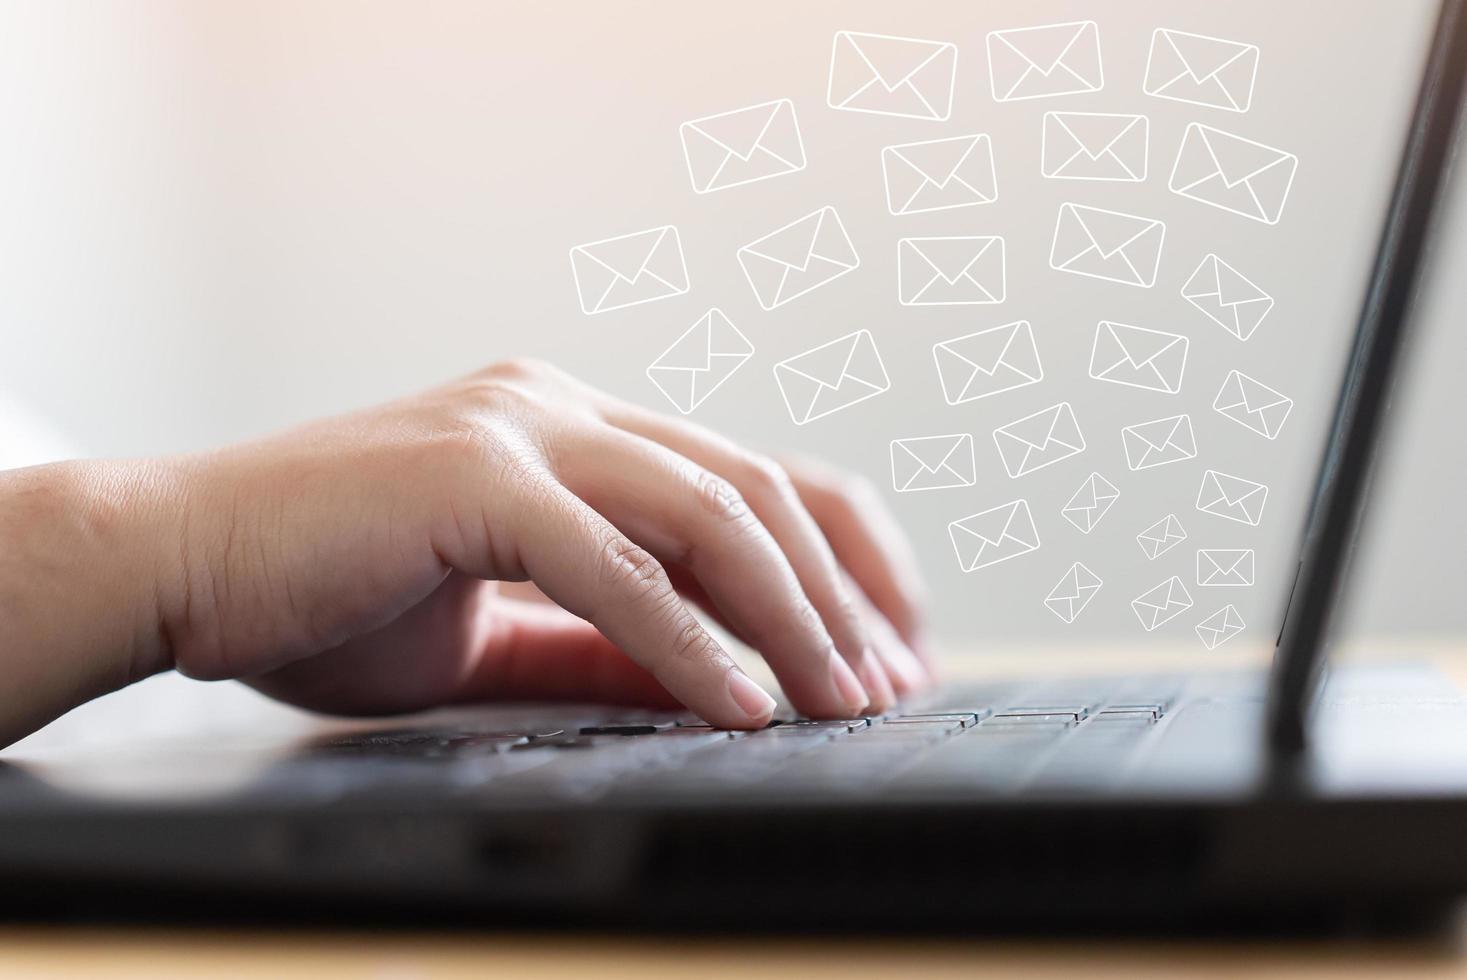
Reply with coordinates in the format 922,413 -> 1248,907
888,725 -> 1071,793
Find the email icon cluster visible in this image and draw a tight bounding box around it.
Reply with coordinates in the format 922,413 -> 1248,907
898,236 -> 1005,306
828,31 -> 957,120
1133,577 -> 1193,632
1042,112 -> 1148,182
1183,254 -> 1274,341
1122,414 -> 1197,471
773,329 -> 889,426
1046,563 -> 1102,624
1144,29 -> 1259,113
646,309 -> 754,415
1197,470 -> 1268,526
1138,514 -> 1187,560
1197,548 -> 1256,587
681,99 -> 806,194
1089,321 -> 1188,394
890,434 -> 976,493
1061,472 -> 1118,534
1051,203 -> 1165,288
933,322 -> 1044,405
1196,605 -> 1246,649
949,499 -> 1040,572
1170,123 -> 1298,225
1215,370 -> 1292,440
987,21 -> 1103,102
739,206 -> 859,311
570,225 -> 689,315
994,403 -> 1085,479
883,134 -> 997,214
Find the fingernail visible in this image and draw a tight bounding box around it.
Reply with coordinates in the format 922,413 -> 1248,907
857,651 -> 895,712
830,653 -> 870,716
726,668 -> 777,723
888,642 -> 929,693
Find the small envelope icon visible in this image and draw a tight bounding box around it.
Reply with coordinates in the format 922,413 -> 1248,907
994,403 -> 1085,479
1132,576 -> 1193,632
774,329 -> 889,425
932,321 -> 1044,405
827,31 -> 957,120
1182,253 -> 1274,341
739,206 -> 860,311
1138,514 -> 1187,560
645,309 -> 754,415
1042,112 -> 1148,182
949,499 -> 1040,572
1196,604 -> 1246,649
1122,414 -> 1197,471
570,225 -> 689,315
1144,29 -> 1259,113
883,134 -> 997,215
1046,562 -> 1102,624
1214,370 -> 1292,440
1197,470 -> 1268,526
1061,472 -> 1119,534
680,99 -> 806,194
1170,123 -> 1298,225
987,21 -> 1104,102
890,433 -> 976,493
1197,549 -> 1256,587
898,236 -> 1005,306
1089,321 -> 1188,394
1050,203 -> 1166,288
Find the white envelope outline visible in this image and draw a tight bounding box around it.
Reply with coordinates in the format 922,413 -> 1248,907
883,134 -> 997,215
1041,112 -> 1148,182
1045,562 -> 1102,624
932,321 -> 1044,406
680,99 -> 806,194
827,31 -> 958,121
1170,123 -> 1299,225
898,236 -> 1006,306
993,402 -> 1086,479
569,226 -> 689,315
1214,370 -> 1293,440
1138,514 -> 1187,560
1122,414 -> 1197,471
1144,29 -> 1259,113
773,329 -> 889,426
986,21 -> 1104,102
1197,470 -> 1268,526
1132,576 -> 1194,632
1196,604 -> 1246,649
645,309 -> 754,416
1197,549 -> 1256,587
890,434 -> 977,493
1050,203 -> 1166,288
949,499 -> 1041,572
1089,321 -> 1188,394
1182,253 -> 1274,341
738,206 -> 860,311
1061,472 -> 1119,534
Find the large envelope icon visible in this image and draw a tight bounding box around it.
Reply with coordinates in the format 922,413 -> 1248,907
1182,253 -> 1273,341
1214,370 -> 1292,440
890,433 -> 977,493
993,402 -> 1085,478
1170,123 -> 1298,225
949,499 -> 1040,572
774,329 -> 889,425
1050,203 -> 1166,288
1132,576 -> 1193,632
987,21 -> 1104,102
932,321 -> 1044,405
1061,472 -> 1119,534
680,99 -> 806,194
645,308 -> 754,415
1137,514 -> 1187,560
827,31 -> 957,120
739,206 -> 860,310
1144,29 -> 1259,113
570,225 -> 689,315
1041,112 -> 1148,182
898,236 -> 1005,306
1197,549 -> 1256,587
1196,604 -> 1246,649
1089,321 -> 1188,394
1122,414 -> 1197,471
883,134 -> 997,214
1045,562 -> 1102,624
1196,470 -> 1268,526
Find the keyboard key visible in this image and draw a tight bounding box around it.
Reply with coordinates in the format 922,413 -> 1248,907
892,711 -> 986,727
998,705 -> 1090,721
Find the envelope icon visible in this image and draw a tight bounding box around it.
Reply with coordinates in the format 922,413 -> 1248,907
987,21 -> 1104,102
993,402 -> 1085,479
1144,29 -> 1259,113
932,321 -> 1043,405
1122,414 -> 1197,471
1214,370 -> 1293,440
774,329 -> 889,425
827,30 -> 957,120
1196,470 -> 1268,526
1182,253 -> 1273,341
570,225 -> 689,315
739,206 -> 860,310
1050,203 -> 1165,288
1196,604 -> 1246,649
1170,123 -> 1298,225
949,499 -> 1040,572
1138,514 -> 1187,560
1132,576 -> 1193,632
1089,321 -> 1188,394
1045,562 -> 1103,624
645,309 -> 754,415
883,134 -> 997,214
1041,112 -> 1148,182
681,99 -> 806,194
890,434 -> 976,493
898,236 -> 1005,306
1197,549 -> 1255,587
1061,472 -> 1119,534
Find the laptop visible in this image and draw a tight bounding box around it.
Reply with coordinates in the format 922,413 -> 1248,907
4,1 -> 1467,931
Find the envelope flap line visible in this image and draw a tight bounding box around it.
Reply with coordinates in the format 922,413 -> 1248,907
1164,29 -> 1255,82
846,32 -> 952,91
686,101 -> 786,162
996,22 -> 1089,75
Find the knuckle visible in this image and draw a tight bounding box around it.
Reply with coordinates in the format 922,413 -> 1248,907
666,617 -> 719,672
480,357 -> 548,383
599,535 -> 672,602
689,470 -> 750,526
739,453 -> 796,502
